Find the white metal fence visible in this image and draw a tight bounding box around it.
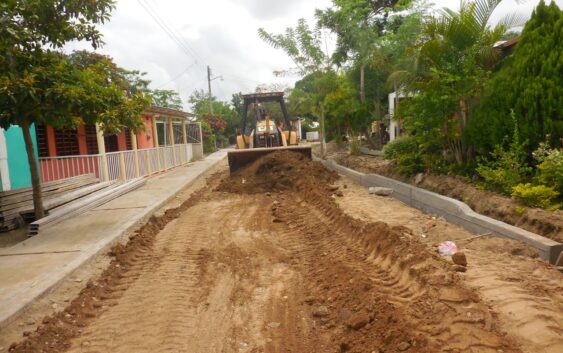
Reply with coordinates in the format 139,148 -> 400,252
40,142 -> 203,183
39,155 -> 101,183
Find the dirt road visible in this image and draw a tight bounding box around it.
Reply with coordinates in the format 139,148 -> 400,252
6,151 -> 562,353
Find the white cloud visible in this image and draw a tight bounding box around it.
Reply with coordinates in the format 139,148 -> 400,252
65,0 -> 561,110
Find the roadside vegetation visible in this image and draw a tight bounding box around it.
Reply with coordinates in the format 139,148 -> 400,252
259,0 -> 562,211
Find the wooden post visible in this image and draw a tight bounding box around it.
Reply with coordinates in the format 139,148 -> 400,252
181,120 -> 188,164
145,148 -> 152,176
95,123 -> 109,182
168,117 -> 177,166
118,151 -> 126,182
152,115 -> 162,172
131,130 -> 139,177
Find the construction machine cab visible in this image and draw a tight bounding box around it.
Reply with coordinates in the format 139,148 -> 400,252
228,91 -> 311,173
236,92 -> 297,149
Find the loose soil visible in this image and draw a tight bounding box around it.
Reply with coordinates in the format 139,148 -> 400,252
321,144 -> 563,243
3,150 -> 561,353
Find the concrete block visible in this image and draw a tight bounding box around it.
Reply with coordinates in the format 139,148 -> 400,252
368,187 -> 393,196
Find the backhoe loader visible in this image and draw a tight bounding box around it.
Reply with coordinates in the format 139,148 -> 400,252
228,92 -> 312,173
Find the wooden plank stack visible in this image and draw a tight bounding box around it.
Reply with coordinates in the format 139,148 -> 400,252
0,174 -> 100,232
28,178 -> 146,236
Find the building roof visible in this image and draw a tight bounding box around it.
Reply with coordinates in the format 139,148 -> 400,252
145,106 -> 195,119
495,36 -> 520,50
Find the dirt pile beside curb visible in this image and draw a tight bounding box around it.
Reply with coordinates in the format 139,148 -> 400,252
217,150 -> 338,194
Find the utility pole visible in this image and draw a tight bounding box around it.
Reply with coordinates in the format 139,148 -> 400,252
207,65 -> 213,115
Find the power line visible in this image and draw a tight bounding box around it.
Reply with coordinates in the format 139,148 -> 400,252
136,0 -> 201,62
146,0 -> 203,63
157,62 -> 198,88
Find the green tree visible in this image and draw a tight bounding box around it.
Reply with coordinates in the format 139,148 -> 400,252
398,0 -> 519,164
150,89 -> 183,110
188,89 -> 238,149
470,0 -> 563,153
259,19 -> 336,155
0,1 -> 150,219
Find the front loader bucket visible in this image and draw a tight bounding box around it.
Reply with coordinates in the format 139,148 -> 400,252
227,145 -> 312,174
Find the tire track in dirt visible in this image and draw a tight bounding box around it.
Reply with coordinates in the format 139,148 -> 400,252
271,193 -> 516,353
66,198 -> 236,353
465,256 -> 563,353
334,176 -> 563,353
217,150 -> 522,353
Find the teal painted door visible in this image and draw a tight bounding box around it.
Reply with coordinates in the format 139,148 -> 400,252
5,124 -> 39,190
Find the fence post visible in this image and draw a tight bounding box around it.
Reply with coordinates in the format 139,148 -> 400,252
152,116 -> 162,172
131,130 -> 140,178
118,152 -> 126,182
146,149 -> 152,175
181,120 -> 188,164
197,121 -> 204,159
167,118 -> 177,166
95,123 -> 109,182
161,147 -> 167,171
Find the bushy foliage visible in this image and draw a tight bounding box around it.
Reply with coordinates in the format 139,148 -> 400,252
383,136 -> 418,160
533,141 -> 563,194
511,183 -> 559,209
470,1 -> 563,153
476,112 -> 531,193
395,153 -> 424,176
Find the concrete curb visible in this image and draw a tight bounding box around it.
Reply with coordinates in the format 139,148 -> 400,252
317,157 -> 563,264
359,147 -> 384,157
0,151 -> 227,329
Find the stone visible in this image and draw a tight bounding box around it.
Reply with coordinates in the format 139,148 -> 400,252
339,342 -> 351,352
452,264 -> 467,272
312,306 -> 330,317
414,173 -> 424,185
267,321 -> 280,329
368,187 -> 393,196
346,313 -> 370,330
397,341 -> 411,351
336,191 -> 344,197
339,308 -> 352,322
452,252 -> 467,267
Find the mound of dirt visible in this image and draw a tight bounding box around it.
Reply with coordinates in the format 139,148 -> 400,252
217,150 -> 339,194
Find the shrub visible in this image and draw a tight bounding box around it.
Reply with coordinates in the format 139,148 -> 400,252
396,153 -> 424,176
476,144 -> 531,193
476,111 -> 531,194
533,142 -> 563,194
350,138 -> 361,155
383,136 -> 418,160
511,183 -> 560,209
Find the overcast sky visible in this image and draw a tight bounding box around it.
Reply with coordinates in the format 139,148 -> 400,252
67,0 -> 561,110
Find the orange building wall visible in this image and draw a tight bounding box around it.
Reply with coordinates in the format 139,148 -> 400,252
77,123 -> 88,155
136,115 -> 155,149
46,126 -> 57,157
117,132 -> 127,151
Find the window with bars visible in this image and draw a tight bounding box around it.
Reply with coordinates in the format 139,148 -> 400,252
35,125 -> 49,157
125,128 -> 132,150
173,123 -> 184,144
54,129 -> 79,156
104,135 -> 119,152
85,124 -> 99,155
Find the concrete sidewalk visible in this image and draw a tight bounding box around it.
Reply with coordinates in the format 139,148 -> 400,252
0,150 -> 227,327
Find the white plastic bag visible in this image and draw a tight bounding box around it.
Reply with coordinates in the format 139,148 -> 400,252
437,241 -> 459,256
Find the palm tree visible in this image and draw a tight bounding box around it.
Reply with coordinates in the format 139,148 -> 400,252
394,0 -> 521,163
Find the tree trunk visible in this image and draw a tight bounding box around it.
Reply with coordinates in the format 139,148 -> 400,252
360,64 -> 366,105
320,104 -> 326,158
21,120 -> 45,220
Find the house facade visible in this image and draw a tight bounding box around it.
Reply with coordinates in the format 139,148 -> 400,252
0,106 -> 203,191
